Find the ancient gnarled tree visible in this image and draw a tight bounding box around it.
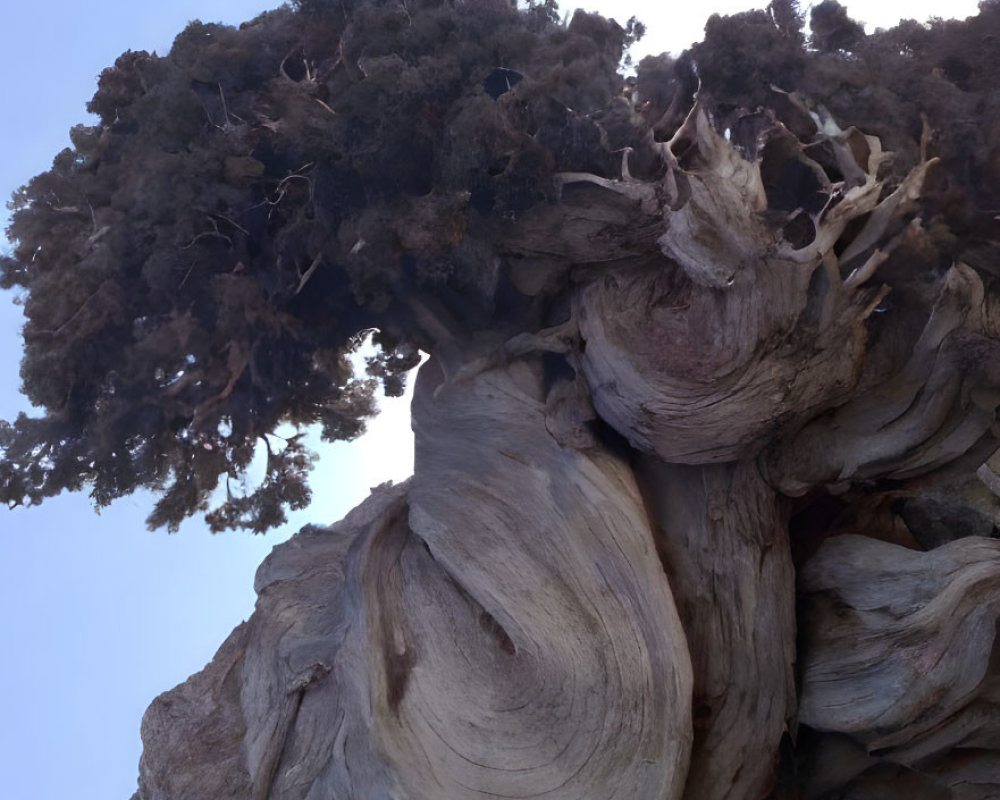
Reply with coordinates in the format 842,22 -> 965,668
5,0 -> 1000,797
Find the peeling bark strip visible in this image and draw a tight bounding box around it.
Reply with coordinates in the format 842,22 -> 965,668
134,359 -> 694,800
638,458 -> 796,800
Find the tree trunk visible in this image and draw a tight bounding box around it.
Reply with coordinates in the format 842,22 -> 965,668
134,357 -> 694,800
131,99 -> 1000,800
638,458 -> 796,800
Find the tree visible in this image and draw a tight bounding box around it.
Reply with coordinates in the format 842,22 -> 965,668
1,0 -> 627,532
5,1 -> 1000,798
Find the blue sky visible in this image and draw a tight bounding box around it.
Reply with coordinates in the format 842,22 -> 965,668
0,1 -> 981,798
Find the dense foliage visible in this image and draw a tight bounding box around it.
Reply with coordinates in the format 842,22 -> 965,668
3,0 -> 1000,532
0,0 -> 637,531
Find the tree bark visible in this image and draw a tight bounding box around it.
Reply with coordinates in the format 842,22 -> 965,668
135,357 -> 694,800
638,457 -> 796,800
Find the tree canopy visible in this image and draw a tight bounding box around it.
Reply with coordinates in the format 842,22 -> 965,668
3,0 -> 1000,533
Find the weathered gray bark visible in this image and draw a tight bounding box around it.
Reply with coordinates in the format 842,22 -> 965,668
638,458 -> 796,800
135,358 -> 693,800
796,535 -> 1000,798
799,536 -> 1000,752
571,110 -> 893,466
770,262 -> 1000,495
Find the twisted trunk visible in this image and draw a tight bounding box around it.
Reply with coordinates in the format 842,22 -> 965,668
135,358 -> 694,800
132,95 -> 1000,800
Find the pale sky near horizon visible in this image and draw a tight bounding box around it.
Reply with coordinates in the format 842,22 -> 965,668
0,1 -> 982,798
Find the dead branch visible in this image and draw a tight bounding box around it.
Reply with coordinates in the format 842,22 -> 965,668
180,217 -> 233,250
294,254 -> 323,295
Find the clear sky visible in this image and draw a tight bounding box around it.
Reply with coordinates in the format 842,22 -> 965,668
0,1 -> 981,798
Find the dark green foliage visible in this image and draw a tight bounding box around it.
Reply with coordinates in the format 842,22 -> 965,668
792,3 -> 1000,281
683,0 -> 1000,277
689,8 -> 806,110
1,0 -> 633,532
768,0 -> 804,42
5,0 -> 1000,533
809,0 -> 864,52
